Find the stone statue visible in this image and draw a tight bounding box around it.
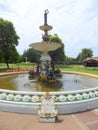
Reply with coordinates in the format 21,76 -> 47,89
44,9 -> 49,25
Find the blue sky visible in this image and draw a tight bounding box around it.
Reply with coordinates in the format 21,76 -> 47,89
0,0 -> 98,58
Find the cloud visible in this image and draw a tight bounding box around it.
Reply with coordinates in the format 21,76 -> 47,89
0,0 -> 98,58
0,0 -> 11,12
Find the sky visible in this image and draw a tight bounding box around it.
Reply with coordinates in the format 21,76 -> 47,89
0,0 -> 98,58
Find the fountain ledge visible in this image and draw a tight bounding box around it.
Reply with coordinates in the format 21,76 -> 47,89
0,86 -> 98,114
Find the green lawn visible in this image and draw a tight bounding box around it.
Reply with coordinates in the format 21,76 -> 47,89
0,63 -> 98,75
0,63 -> 35,72
60,65 -> 98,75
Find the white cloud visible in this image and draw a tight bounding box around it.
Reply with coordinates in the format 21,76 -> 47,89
0,0 -> 98,58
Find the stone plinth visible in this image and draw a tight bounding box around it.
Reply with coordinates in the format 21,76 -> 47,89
37,92 -> 58,123
39,117 -> 56,123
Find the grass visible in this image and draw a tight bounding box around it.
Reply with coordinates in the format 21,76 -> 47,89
59,65 -> 98,75
0,63 -> 35,72
0,63 -> 98,75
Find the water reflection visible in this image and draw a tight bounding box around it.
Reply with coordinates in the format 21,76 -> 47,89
0,74 -> 98,92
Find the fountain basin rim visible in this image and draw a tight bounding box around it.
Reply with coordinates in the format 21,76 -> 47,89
0,71 -> 28,77
0,86 -> 98,95
62,71 -> 98,79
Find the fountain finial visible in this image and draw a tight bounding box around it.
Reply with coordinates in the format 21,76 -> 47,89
44,9 -> 49,25
39,9 -> 52,32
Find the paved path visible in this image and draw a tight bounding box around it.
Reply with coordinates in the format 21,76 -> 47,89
0,109 -> 98,130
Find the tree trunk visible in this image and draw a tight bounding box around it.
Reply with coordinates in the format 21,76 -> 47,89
6,62 -> 9,69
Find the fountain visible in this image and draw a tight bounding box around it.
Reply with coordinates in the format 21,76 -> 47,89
29,9 -> 62,83
1,10 -> 98,116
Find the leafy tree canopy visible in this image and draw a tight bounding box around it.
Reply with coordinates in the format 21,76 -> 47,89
48,34 -> 65,63
76,48 -> 93,62
21,49 -> 41,63
0,18 -> 19,68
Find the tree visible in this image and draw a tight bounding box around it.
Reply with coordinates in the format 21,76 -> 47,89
65,56 -> 75,64
0,18 -> 19,68
48,34 -> 65,63
21,48 -> 41,63
76,48 -> 93,62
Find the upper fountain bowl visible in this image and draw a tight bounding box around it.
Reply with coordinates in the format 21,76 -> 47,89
29,41 -> 61,53
39,24 -> 53,32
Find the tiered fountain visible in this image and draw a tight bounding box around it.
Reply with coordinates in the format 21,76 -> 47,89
29,9 -> 62,83
0,10 -> 98,116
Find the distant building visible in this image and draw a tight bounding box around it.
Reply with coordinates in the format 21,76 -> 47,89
83,57 -> 98,67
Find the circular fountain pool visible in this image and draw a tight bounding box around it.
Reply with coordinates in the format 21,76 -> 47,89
0,72 -> 98,114
0,73 -> 98,92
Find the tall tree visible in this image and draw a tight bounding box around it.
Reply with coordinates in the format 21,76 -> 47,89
76,48 -> 93,62
48,34 -> 65,63
0,18 -> 19,68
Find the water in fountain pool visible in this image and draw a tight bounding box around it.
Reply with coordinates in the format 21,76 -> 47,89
0,74 -> 98,92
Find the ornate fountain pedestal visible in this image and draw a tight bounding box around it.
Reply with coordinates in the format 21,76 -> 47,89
37,92 -> 58,122
29,9 -> 62,83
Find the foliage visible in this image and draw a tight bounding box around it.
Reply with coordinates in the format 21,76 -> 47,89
48,34 -> 65,63
21,34 -> 65,64
76,48 -> 93,63
0,18 -> 19,68
21,48 -> 41,63
65,56 -> 75,64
